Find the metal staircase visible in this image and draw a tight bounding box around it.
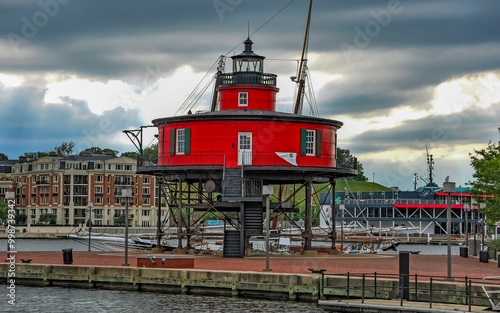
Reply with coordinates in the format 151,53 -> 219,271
243,203 -> 263,236
222,230 -> 242,258
222,168 -> 242,199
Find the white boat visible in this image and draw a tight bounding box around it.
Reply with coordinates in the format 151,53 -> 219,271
68,231 -> 176,251
345,242 -> 379,254
378,239 -> 400,251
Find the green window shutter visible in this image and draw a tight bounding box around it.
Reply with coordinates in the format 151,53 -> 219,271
300,128 -> 307,156
170,129 -> 175,156
316,130 -> 322,156
184,128 -> 191,155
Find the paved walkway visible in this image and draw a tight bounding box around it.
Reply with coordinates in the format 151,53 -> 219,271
5,250 -> 500,279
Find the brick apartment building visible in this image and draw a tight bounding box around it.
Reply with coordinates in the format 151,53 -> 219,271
0,153 -> 159,227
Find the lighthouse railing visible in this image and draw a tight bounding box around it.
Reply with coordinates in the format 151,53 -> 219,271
219,72 -> 277,86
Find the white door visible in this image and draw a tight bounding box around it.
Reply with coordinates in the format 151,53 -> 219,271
237,132 -> 252,165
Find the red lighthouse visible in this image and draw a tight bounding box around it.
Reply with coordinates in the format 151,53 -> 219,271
138,37 -> 356,257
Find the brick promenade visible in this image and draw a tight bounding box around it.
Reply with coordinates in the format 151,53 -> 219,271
6,250 -> 500,279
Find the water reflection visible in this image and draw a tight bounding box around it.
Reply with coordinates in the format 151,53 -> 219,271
2,285 -> 325,313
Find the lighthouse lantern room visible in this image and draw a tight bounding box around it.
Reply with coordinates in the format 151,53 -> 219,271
134,36 -> 356,257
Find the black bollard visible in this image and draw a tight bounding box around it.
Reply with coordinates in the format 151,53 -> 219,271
399,251 -> 410,300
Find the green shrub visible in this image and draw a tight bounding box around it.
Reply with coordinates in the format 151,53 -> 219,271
488,239 -> 500,251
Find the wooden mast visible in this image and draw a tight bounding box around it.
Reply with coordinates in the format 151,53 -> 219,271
293,0 -> 313,115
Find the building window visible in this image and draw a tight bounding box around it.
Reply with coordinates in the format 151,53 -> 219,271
176,129 -> 185,154
95,186 -> 103,194
300,129 -> 322,156
170,128 -> 191,155
143,177 -> 150,184
142,187 -> 150,195
142,221 -> 150,227
142,210 -> 150,216
116,164 -> 123,171
238,92 -> 248,106
305,130 -> 315,155
143,198 -> 150,205
125,165 -> 132,171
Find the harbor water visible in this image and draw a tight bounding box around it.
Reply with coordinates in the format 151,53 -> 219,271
0,285 -> 325,313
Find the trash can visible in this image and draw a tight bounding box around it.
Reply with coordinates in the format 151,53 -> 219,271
62,248 -> 73,264
479,250 -> 489,263
459,246 -> 468,258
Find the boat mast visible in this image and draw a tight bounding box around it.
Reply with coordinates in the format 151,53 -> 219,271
293,0 -> 313,115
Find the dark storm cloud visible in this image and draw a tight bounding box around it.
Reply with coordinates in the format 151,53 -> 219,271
0,86 -> 142,158
2,0 -> 500,84
314,43 -> 500,117
343,106 -> 500,155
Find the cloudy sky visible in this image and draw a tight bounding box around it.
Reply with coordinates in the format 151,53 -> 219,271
1,0 -> 499,190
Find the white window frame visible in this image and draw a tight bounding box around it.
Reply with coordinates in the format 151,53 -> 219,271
305,130 -> 316,156
176,129 -> 186,154
238,92 -> 248,107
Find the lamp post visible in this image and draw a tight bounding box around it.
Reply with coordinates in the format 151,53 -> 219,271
464,203 -> 470,249
340,204 -> 345,252
443,178 -> 455,280
121,188 -> 133,266
86,202 -> 94,251
472,199 -> 478,256
262,185 -> 273,272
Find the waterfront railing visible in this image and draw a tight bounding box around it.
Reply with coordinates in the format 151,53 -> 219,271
318,272 -> 500,311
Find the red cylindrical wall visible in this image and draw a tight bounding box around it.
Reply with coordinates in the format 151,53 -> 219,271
218,86 -> 278,111
157,119 -> 337,168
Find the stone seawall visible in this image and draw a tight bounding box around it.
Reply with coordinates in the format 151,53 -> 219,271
0,263 -> 496,307
0,263 -> 319,301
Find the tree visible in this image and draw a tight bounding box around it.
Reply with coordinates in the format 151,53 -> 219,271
54,141 -> 75,156
83,147 -> 118,156
23,152 -> 48,159
336,147 -> 368,181
39,213 -> 57,225
84,147 -> 104,154
15,213 -> 27,225
102,148 -> 118,156
143,143 -> 158,164
469,129 -> 500,225
0,200 -> 7,222
121,151 -> 139,159
0,153 -> 8,161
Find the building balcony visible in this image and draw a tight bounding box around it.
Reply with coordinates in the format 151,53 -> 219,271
114,181 -> 134,186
